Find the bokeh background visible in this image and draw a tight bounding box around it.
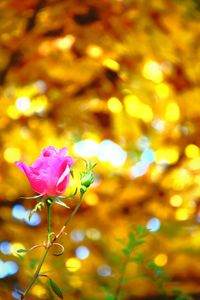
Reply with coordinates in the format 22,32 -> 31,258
1,0 -> 200,299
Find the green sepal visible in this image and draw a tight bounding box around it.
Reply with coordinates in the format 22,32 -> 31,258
20,194 -> 43,200
70,169 -> 74,178
49,278 -> 63,299
54,198 -> 70,208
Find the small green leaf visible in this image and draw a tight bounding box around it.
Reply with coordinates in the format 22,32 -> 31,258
49,278 -> 63,299
122,248 -> 130,256
17,249 -> 29,253
30,259 -> 38,270
132,253 -> 143,263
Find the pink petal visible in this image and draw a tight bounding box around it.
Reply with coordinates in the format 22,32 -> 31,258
42,146 -> 57,157
16,162 -> 47,195
56,163 -> 70,194
59,147 -> 68,156
16,161 -> 31,176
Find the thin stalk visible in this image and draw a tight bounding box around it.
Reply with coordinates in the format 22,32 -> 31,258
51,192 -> 85,243
47,200 -> 51,243
20,192 -> 85,299
64,192 -> 84,227
20,247 -> 50,300
115,251 -> 131,300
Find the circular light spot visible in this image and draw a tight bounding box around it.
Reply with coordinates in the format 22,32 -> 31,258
11,243 -> 25,257
4,147 -> 21,163
155,147 -> 179,165
70,230 -> 85,242
4,261 -> 19,275
12,204 -> 26,220
0,241 -> 11,255
75,246 -> 90,260
107,97 -> 123,114
16,97 -> 31,112
25,210 -> 41,226
68,275 -> 83,288
142,61 -> 163,83
155,83 -> 170,98
86,228 -> 101,240
164,102 -> 180,122
176,208 -> 189,221
85,193 -> 99,206
66,257 -> 81,272
86,45 -> 103,58
170,195 -> 183,207
146,218 -> 160,232
31,285 -> 47,297
185,144 -> 199,159
97,264 -> 112,277
74,140 -> 99,158
154,254 -> 168,267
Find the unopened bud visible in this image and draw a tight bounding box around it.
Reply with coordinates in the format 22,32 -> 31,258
81,173 -> 94,188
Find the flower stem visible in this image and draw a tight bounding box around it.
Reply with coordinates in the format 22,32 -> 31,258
20,247 -> 50,300
64,192 -> 84,227
47,200 -> 51,243
20,192 -> 85,299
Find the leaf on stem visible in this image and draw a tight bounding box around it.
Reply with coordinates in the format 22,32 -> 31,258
54,198 -> 70,208
28,201 -> 45,221
49,278 -> 63,299
17,249 -> 29,253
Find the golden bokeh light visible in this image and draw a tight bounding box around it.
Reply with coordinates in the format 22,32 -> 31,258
65,258 -> 82,272
185,144 -> 199,159
31,285 -> 47,297
107,97 -> 123,114
164,102 -> 180,122
4,147 -> 21,163
155,83 -> 170,98
170,195 -> 183,207
155,147 -> 179,165
85,192 -> 99,206
154,254 -> 168,267
103,58 -> 120,72
86,45 -> 103,58
124,95 -> 153,122
142,60 -> 163,83
175,208 -> 190,221
11,243 -> 25,257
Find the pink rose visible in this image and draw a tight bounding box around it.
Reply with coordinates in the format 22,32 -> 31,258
16,146 -> 74,196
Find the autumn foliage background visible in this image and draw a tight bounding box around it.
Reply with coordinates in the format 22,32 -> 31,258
1,0 -> 200,299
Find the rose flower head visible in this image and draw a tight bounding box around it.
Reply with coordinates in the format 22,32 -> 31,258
16,146 -> 74,196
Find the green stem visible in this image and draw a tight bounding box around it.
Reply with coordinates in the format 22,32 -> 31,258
47,200 -> 51,242
20,247 -> 50,300
64,192 -> 84,227
20,192 -> 85,299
